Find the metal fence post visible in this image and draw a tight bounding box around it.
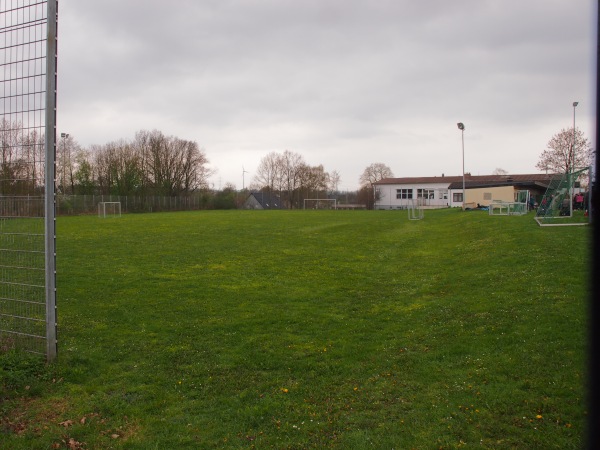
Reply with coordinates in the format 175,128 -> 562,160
45,0 -> 58,361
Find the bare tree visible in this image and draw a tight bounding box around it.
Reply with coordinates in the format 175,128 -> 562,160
18,126 -> 45,193
492,168 -> 508,175
359,163 -> 393,209
138,131 -> 211,196
64,129 -> 211,197
328,170 -> 341,194
279,150 -> 305,208
73,149 -> 95,194
300,164 -> 329,199
253,151 -> 281,195
115,142 -> 143,195
180,140 -> 211,193
536,128 -> 593,174
93,141 -> 122,195
359,162 -> 393,188
253,150 -> 311,208
92,140 -> 142,195
90,144 -> 108,194
0,119 -> 28,194
132,129 -> 157,192
147,133 -> 174,194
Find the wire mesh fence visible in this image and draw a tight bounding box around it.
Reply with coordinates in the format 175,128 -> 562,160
0,0 -> 56,358
55,194 -> 214,215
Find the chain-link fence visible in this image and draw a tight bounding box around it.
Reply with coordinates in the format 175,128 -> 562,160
55,194 -> 214,215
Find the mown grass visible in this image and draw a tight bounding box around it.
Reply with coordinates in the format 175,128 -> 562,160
535,209 -> 590,226
0,208 -> 589,449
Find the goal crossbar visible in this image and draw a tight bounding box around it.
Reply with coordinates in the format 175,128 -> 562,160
98,201 -> 122,218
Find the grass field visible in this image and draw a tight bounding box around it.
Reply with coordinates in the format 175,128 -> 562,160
0,208 -> 590,449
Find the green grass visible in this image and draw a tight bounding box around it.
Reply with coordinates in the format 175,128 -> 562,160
535,209 -> 590,226
0,209 -> 589,449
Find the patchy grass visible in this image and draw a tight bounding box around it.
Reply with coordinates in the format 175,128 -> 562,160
1,208 -> 589,449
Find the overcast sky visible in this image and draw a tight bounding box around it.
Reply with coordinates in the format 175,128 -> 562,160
58,0 -> 596,191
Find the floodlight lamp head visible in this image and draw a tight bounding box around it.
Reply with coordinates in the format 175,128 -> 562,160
457,122 -> 465,130
573,102 -> 578,107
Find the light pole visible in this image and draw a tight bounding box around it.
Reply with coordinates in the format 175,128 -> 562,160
60,132 -> 69,194
572,102 -> 578,172
570,102 -> 578,217
457,122 -> 465,210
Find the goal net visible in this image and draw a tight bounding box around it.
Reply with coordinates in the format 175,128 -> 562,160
303,199 -> 337,210
408,198 -> 424,220
535,168 -> 589,226
488,190 -> 529,216
98,202 -> 122,218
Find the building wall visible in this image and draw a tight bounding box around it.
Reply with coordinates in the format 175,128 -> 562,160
377,183 -> 536,209
465,186 -> 516,207
375,183 -> 451,210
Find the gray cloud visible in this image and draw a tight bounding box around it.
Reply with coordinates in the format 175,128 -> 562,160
59,0 -> 594,190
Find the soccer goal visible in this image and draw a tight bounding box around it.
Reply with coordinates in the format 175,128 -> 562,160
303,199 -> 337,210
535,168 -> 590,226
408,198 -> 424,220
98,202 -> 122,218
488,190 -> 529,216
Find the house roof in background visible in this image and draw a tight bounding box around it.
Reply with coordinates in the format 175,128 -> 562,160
248,192 -> 282,209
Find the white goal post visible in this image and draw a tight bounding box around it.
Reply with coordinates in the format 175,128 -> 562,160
303,198 -> 337,210
408,198 -> 425,220
98,201 -> 122,218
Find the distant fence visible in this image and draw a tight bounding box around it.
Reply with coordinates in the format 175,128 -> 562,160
56,194 -> 212,215
53,194 -> 366,214
0,196 -> 45,218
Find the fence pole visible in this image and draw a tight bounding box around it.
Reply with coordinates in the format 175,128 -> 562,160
44,0 -> 58,362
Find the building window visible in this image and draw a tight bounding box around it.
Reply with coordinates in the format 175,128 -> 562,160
483,192 -> 492,200
417,189 -> 435,199
453,192 -> 463,202
396,189 -> 413,199
439,190 -> 448,200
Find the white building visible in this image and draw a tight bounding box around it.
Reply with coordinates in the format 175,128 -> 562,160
373,174 -> 558,210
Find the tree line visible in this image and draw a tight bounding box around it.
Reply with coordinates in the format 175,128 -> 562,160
249,150 -> 342,208
0,119 -> 45,195
1,121 -> 214,198
4,117 -> 589,209
57,129 -> 211,197
0,121 -> 362,209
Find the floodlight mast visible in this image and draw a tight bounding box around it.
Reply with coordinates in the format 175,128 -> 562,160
571,102 -> 578,217
457,122 -> 465,210
60,133 -> 69,195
